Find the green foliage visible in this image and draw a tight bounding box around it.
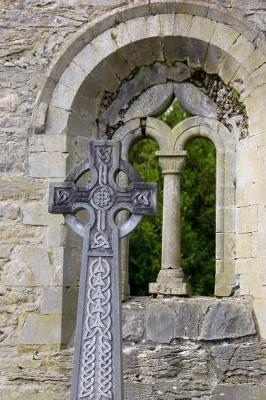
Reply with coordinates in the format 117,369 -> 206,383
181,138 -> 216,295
128,139 -> 163,296
128,101 -> 216,296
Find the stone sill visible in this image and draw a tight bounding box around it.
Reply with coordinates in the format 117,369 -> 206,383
122,296 -> 257,344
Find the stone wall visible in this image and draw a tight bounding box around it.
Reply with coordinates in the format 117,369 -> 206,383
1,0 -> 266,398
0,297 -> 265,399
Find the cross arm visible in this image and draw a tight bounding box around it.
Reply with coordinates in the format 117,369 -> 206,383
48,181 -> 88,214
131,182 -> 157,215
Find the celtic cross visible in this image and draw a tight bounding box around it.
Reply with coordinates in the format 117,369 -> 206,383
49,140 -> 157,400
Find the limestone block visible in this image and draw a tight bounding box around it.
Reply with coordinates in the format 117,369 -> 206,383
236,205 -> 258,233
223,207 -> 235,233
58,61 -> 87,94
0,245 -> 12,259
173,13 -> 193,37
0,176 -> 46,201
91,28 -> 119,60
209,22 -> 240,53
110,22 -> 132,49
199,302 -> 256,340
29,136 -> 45,152
243,63 -> 266,94
252,233 -> 266,257
45,105 -> 70,136
162,35 -> 188,63
219,55 -> 240,84
231,65 -> 252,99
29,152 -> 68,178
2,245 -> 52,287
50,82 -> 76,110
22,201 -> 64,226
245,48 -> 266,74
212,384 -> 266,400
125,17 -> 147,43
40,287 -> 63,315
187,38 -> 209,68
30,134 -> 67,157
236,183 -> 260,207
215,261 -> 235,286
174,83 -> 219,118
0,391 -> 66,400
236,233 -> 252,258
40,286 -> 78,315
189,16 -> 216,44
47,224 -> 80,248
124,83 -> 174,122
253,298 -> 266,340
58,0 -> 124,4
204,43 -> 226,74
244,85 -> 266,117
248,258 -> 266,298
217,233 -> 236,261
236,146 -> 259,186
0,222 -> 45,245
239,274 -> 250,296
227,35 -> 255,65
73,43 -> 101,76
52,246 -> 81,286
146,299 -> 210,343
257,205 -> 266,233
122,300 -> 145,343
19,314 -> 62,344
0,202 -> 19,221
146,14 -> 161,38
235,259 -> 250,275
159,14 -> 175,36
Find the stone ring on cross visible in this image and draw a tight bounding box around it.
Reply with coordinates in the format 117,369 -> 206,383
49,139 -> 157,400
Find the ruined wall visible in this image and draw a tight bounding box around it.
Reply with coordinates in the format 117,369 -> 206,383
1,297 -> 266,399
1,0 -> 266,398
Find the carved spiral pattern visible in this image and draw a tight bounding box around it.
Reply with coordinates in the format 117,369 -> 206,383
79,257 -> 112,400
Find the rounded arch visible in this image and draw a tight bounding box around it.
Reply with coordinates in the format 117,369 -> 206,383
32,3 -> 265,138
173,117 -> 236,296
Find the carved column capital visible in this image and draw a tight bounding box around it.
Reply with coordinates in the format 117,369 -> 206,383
155,150 -> 187,174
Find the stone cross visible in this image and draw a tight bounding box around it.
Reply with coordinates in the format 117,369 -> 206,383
49,139 -> 157,400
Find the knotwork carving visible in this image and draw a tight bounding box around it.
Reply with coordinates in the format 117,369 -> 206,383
97,147 -> 112,164
79,257 -> 112,400
91,186 -> 114,210
133,191 -> 150,207
91,232 -> 110,249
55,188 -> 71,205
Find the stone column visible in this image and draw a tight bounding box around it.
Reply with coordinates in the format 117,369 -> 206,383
149,151 -> 191,296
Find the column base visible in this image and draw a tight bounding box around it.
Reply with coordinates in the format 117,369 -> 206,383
149,281 -> 192,296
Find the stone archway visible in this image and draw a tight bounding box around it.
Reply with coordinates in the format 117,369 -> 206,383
115,116 -> 235,297
30,1 -> 266,342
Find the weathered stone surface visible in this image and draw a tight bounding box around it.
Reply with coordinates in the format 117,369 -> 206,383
174,82 -> 220,118
212,384 -> 266,400
122,298 -> 145,342
22,201 -> 64,226
19,314 -> 63,345
1,245 -> 53,287
124,83 -> 174,122
146,298 -> 256,343
29,152 -> 68,178
200,301 -> 256,340
0,297 -> 265,398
